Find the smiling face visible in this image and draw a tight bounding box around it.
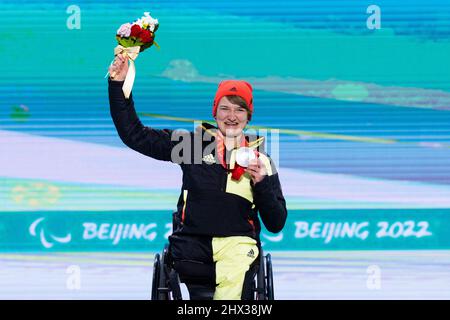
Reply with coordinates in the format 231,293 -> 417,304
215,96 -> 250,138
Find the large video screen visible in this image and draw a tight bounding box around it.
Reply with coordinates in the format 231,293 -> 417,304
1,0 -> 449,299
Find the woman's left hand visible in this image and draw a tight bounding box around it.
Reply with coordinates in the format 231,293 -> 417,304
246,158 -> 267,185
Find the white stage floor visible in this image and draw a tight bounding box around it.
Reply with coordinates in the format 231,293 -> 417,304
1,251 -> 449,300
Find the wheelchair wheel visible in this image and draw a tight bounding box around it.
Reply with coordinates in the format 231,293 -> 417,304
265,253 -> 274,300
157,246 -> 170,300
254,252 -> 275,300
151,247 -> 171,300
256,252 -> 266,300
151,253 -> 160,300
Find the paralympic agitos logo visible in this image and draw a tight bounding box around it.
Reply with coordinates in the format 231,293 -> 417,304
29,217 -> 72,249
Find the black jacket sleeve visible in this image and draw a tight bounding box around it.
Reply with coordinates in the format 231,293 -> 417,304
253,170 -> 288,234
108,78 -> 176,162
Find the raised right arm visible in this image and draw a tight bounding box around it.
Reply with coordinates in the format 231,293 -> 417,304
108,78 -> 175,162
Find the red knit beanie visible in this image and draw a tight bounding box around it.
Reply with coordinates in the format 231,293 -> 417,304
212,80 -> 254,120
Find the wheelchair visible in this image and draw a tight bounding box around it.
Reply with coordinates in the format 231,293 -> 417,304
151,243 -> 274,300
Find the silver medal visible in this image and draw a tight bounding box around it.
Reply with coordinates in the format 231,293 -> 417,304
235,147 -> 256,167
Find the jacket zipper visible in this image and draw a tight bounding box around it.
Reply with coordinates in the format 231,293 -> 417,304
221,170 -> 228,192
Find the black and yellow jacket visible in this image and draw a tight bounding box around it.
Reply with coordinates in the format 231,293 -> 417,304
108,79 -> 287,242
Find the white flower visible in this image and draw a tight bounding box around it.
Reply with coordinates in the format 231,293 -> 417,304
135,18 -> 144,28
140,12 -> 158,30
116,23 -> 132,37
132,12 -> 158,32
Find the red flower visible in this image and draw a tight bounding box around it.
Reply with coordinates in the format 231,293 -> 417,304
139,29 -> 153,43
130,24 -> 142,37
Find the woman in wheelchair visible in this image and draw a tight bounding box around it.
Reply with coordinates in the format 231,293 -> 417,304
108,54 -> 288,300
153,224 -> 276,300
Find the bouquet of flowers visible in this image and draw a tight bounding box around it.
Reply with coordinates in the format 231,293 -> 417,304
116,11 -> 159,52
108,12 -> 160,98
